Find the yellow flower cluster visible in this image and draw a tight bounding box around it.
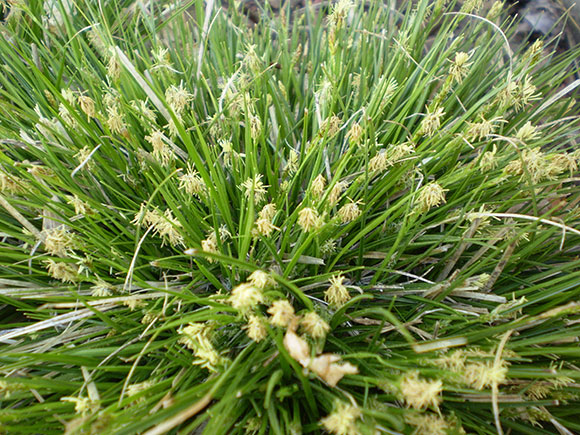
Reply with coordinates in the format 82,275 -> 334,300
336,200 -> 362,224
268,300 -> 295,327
418,106 -> 444,137
178,323 -> 227,372
399,371 -> 443,410
0,171 -> 25,194
415,182 -> 448,213
463,360 -> 508,390
178,166 -> 207,199
300,311 -> 330,339
145,130 -> 173,166
465,116 -> 504,141
44,259 -> 80,283
324,274 -> 351,307
298,207 -> 323,232
133,204 -> 184,247
229,282 -> 264,314
255,203 -> 278,237
240,174 -> 268,204
60,396 -> 99,416
449,52 -> 472,84
320,400 -> 361,435
43,226 -> 77,256
311,174 -> 326,199
328,180 -> 349,205
165,82 -> 192,115
243,315 -> 268,342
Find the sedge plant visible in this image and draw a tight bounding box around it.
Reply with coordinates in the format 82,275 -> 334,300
1,0 -> 580,433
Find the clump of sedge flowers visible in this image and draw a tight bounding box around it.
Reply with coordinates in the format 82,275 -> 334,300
415,182 -> 448,213
320,400 -> 361,435
2,2 -> 580,434
300,311 -> 330,339
399,372 -> 443,411
324,274 -> 351,307
178,165 -> 207,199
178,323 -> 228,372
43,226 -> 78,256
240,174 -> 268,204
449,52 -> 472,83
243,315 -> 268,342
336,200 -> 362,224
229,282 -> 264,313
254,203 -> 278,237
418,106 -> 445,136
268,299 -> 295,327
298,207 -> 322,232
132,204 -> 184,247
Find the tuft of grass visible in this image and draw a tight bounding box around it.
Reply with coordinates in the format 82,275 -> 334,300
1,0 -> 580,433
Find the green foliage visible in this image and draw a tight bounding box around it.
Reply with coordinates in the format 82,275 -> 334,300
1,0 -> 580,433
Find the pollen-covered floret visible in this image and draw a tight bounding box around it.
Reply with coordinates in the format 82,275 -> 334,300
324,274 -> 350,307
298,207 -> 322,232
44,260 -> 80,283
0,171 -> 25,194
201,235 -> 218,261
165,82 -> 193,115
248,270 -> 276,289
259,203 -> 276,220
416,182 -> 448,213
244,315 -> 268,342
418,106 -> 444,137
178,322 -> 226,372
449,51 -> 472,83
78,95 -> 96,119
463,360 -> 508,390
479,144 -> 498,172
301,311 -> 331,339
67,195 -> 92,216
515,121 -> 540,143
465,116 -> 504,141
43,227 -> 77,256
400,372 -> 443,410
229,282 -> 264,313
369,150 -> 390,173
336,200 -> 362,224
347,122 -> 363,146
240,174 -> 268,204
60,396 -> 99,416
268,300 -> 296,327
179,166 -> 207,199
145,130 -> 173,166
255,217 -> 278,237
328,180 -> 349,205
311,174 -> 327,199
255,203 -> 278,237
503,147 -> 549,183
320,400 -> 361,435
106,105 -> 126,134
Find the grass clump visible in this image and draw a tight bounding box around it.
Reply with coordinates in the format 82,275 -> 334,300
1,0 -> 580,433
